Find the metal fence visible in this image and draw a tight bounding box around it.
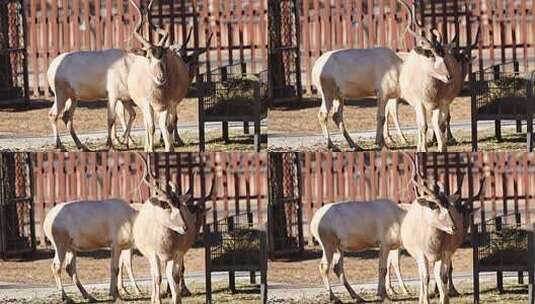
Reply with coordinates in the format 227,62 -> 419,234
299,152 -> 535,235
0,0 -> 29,103
0,153 -> 35,258
32,152 -> 268,245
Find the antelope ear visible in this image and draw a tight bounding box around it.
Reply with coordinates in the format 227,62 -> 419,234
416,198 -> 430,207
202,207 -> 212,216
448,193 -> 462,204
168,181 -> 178,193
418,39 -> 432,49
149,197 -> 162,206
179,194 -> 193,204
465,206 -> 481,216
471,207 -> 481,215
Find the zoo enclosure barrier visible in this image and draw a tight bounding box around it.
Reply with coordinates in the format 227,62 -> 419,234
0,0 -> 29,104
13,1 -> 535,99
0,153 -> 35,259
298,0 -> 535,95
24,0 -> 269,97
298,152 -> 535,240
32,152 -> 268,246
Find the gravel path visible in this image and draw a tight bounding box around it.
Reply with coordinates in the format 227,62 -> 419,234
0,121 -> 267,151
0,271 -> 258,302
269,271 -> 527,302
268,120 -> 531,151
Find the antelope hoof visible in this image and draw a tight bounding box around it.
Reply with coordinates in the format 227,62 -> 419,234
327,141 -> 335,150
385,136 -> 395,146
181,286 -> 192,297
134,288 -> 143,296
353,294 -> 366,303
375,143 -> 387,151
111,294 -> 125,303
175,136 -> 186,147
86,295 -> 98,303
160,290 -> 170,298
77,144 -> 90,152
386,287 -> 397,295
448,287 -> 460,297
447,137 -> 459,145
348,144 -> 362,152
62,295 -> 75,304
56,144 -> 67,152
329,294 -> 343,304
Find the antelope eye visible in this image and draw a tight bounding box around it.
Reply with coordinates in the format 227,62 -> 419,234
152,47 -> 164,59
428,201 -> 439,210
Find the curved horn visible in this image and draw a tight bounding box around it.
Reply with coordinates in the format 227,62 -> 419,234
453,173 -> 464,196
206,175 -> 218,200
472,177 -> 486,200
449,30 -> 459,46
145,0 -> 169,46
190,32 -> 214,58
467,26 -> 481,50
398,0 -> 432,46
406,152 -> 436,197
431,28 -> 443,44
176,28 -> 194,56
129,0 -> 152,50
135,152 -> 166,195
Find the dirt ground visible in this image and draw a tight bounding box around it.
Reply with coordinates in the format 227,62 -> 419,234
0,248 -> 205,286
268,96 -> 472,134
0,281 -> 261,304
268,246 -> 530,304
0,98 -> 197,136
269,247 -> 473,287
269,282 -> 529,304
268,125 -> 531,152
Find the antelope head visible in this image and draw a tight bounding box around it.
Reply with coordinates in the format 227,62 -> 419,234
406,153 -> 457,235
129,0 -> 172,87
137,152 -> 189,234
398,0 -> 452,84
446,1 -> 480,68
169,28 -> 214,79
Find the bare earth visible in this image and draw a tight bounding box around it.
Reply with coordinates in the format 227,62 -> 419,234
0,248 -> 205,286
0,99 -> 198,136
268,96 -> 472,134
269,247 -> 473,287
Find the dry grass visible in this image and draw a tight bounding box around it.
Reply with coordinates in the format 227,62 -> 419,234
0,248 -> 204,286
270,282 -> 529,303
269,246 -> 528,304
268,125 -> 531,152
269,247 -> 473,287
0,281 -> 261,304
0,98 -> 198,136
268,96 -> 472,134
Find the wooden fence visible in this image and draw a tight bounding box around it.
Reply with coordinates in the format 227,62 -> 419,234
299,0 -> 535,94
25,0 -> 269,97
32,152 -> 267,245
22,0 -> 535,98
299,152 -> 535,232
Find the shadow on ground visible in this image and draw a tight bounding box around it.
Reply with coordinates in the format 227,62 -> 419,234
270,97 -> 381,111
273,248 -> 412,263
0,100 -> 110,112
